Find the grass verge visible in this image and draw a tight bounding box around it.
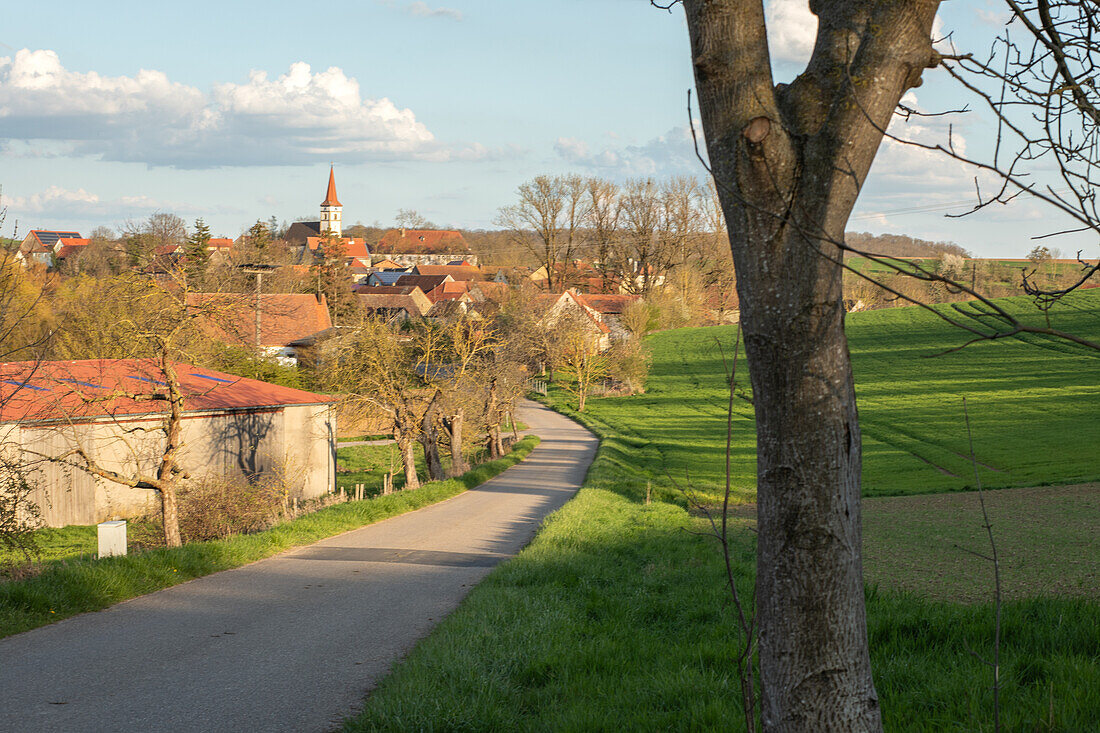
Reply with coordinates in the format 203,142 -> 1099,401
0,435 -> 539,640
347,416 -> 1099,732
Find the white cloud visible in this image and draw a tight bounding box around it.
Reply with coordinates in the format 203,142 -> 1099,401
5,185 -> 100,213
0,49 -> 483,168
406,2 -> 463,21
554,124 -> 707,178
765,0 -> 816,65
2,184 -> 233,227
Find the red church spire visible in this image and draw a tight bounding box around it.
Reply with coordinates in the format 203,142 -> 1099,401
321,165 -> 341,207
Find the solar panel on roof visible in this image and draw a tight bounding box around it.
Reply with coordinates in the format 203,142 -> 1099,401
129,376 -> 168,386
58,378 -> 104,389
191,373 -> 232,383
2,379 -> 49,392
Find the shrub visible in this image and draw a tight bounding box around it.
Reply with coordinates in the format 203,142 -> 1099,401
132,471 -> 288,548
0,458 -> 42,565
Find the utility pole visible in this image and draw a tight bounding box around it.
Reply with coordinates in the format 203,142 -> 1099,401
238,264 -> 278,352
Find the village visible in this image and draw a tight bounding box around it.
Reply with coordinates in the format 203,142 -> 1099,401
3,3 -> 1099,730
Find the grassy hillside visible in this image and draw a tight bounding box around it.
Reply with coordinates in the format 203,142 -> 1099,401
601,290 -> 1100,501
349,292 -> 1100,731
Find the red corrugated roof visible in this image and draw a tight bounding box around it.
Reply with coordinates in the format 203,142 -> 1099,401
0,359 -> 333,424
321,166 -> 341,207
186,293 -> 332,347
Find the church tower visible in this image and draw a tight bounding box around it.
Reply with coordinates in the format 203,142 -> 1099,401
319,165 -> 343,238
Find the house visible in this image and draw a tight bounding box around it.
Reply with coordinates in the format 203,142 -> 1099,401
424,293 -> 480,322
365,270 -> 411,287
535,291 -> 612,351
393,274 -> 455,301
54,239 -> 94,262
186,292 -> 333,365
369,258 -> 404,271
0,359 -> 336,527
17,230 -> 89,266
574,293 -> 642,341
372,228 -> 479,267
356,288 -> 433,321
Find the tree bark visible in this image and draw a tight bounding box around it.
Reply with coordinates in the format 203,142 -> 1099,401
682,1 -> 940,729
486,378 -> 503,459
392,412 -> 420,491
419,393 -> 445,481
446,409 -> 467,476
157,353 -> 185,547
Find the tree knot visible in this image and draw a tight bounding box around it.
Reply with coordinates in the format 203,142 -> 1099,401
743,116 -> 772,144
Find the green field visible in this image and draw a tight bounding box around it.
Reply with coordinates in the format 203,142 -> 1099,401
596,290 -> 1100,502
348,292 -> 1100,731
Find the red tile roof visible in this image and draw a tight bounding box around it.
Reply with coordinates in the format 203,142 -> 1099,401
54,239 -> 93,259
0,359 -> 333,424
321,166 -> 341,207
412,264 -> 483,281
305,237 -> 370,259
186,293 -> 333,348
207,238 -> 234,250
374,229 -> 469,255
574,294 -> 641,315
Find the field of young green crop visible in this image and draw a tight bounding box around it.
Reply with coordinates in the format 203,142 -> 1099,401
348,292 -> 1100,731
593,290 -> 1100,502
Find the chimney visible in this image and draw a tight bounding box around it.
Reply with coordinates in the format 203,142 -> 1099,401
400,227 -> 406,238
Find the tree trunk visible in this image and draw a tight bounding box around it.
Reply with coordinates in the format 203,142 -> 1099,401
393,415 -> 420,491
397,433 -> 419,491
159,487 -> 182,547
158,354 -> 185,548
419,395 -> 445,481
486,378 -> 502,460
681,2 -> 939,729
446,409 -> 467,476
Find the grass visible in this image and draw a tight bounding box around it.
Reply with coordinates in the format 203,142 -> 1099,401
336,434 -> 392,443
348,291 -> 1100,731
0,435 -> 540,640
863,483 -> 1100,602
583,289 -> 1100,502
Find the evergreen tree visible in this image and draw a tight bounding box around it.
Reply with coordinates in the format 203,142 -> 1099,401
244,220 -> 273,264
310,233 -> 358,324
184,218 -> 211,284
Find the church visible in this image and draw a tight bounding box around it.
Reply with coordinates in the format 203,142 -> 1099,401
285,166 -> 370,263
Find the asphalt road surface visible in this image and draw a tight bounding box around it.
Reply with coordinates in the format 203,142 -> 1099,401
0,399 -> 597,733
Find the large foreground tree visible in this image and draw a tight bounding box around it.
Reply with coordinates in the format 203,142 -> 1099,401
673,0 -> 1100,729
676,2 -> 940,730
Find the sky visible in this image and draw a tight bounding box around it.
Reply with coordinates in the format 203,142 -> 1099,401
0,0 -> 1093,258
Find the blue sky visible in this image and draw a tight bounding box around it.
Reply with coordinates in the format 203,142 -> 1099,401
0,1 -> 1092,257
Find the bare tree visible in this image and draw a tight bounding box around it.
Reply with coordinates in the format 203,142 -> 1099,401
25,274 -> 245,547
496,175 -> 592,291
320,319 -> 426,491
586,178 -> 624,291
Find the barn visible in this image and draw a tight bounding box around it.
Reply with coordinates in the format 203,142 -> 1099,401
0,359 -> 336,527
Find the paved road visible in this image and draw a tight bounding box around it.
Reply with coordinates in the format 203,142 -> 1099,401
0,400 -> 596,733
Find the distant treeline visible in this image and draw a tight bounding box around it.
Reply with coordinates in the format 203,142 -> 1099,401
845,231 -> 971,259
